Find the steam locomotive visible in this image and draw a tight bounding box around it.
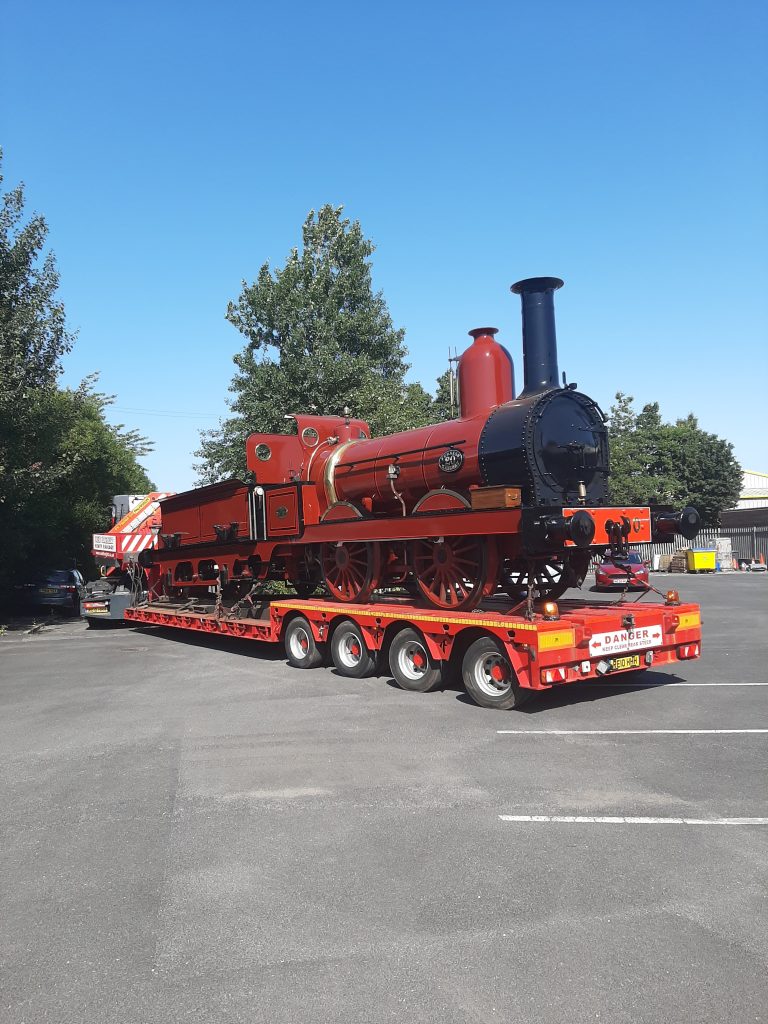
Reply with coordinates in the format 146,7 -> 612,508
145,277 -> 700,611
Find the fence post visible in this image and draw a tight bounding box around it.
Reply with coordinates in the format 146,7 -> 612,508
754,526 -> 758,561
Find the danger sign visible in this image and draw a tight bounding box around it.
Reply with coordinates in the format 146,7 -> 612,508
588,624 -> 663,657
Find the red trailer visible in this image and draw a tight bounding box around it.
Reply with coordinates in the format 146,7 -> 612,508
124,590 -> 701,710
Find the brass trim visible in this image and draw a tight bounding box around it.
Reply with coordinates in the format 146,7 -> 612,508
323,441 -> 358,506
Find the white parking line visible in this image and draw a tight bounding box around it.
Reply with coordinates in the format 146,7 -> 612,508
499,815 -> 768,825
584,681 -> 768,687
497,729 -> 768,735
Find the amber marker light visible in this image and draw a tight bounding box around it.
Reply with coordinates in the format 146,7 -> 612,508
542,601 -> 560,620
665,590 -> 681,606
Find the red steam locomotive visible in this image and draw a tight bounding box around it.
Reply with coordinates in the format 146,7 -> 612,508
144,277 -> 700,611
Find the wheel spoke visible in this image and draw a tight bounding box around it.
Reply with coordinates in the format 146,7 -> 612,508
410,536 -> 487,611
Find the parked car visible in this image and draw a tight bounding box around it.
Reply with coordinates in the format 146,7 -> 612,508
594,551 -> 649,591
14,569 -> 86,616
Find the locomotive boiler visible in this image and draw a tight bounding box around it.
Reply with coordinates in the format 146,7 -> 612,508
147,277 -> 700,611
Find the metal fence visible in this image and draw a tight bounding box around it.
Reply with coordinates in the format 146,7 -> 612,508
589,526 -> 768,570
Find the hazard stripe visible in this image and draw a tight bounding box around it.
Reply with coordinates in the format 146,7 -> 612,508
116,493 -> 169,535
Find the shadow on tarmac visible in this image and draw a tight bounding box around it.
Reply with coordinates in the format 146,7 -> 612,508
131,625 -> 284,661
452,668 -> 688,713
128,624 -> 688,713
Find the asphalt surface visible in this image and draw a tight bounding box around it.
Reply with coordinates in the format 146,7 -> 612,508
1,573 -> 766,1023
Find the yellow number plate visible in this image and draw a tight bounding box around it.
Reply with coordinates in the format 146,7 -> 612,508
611,655 -> 641,671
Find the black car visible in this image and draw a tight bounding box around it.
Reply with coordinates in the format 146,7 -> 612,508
15,569 -> 86,616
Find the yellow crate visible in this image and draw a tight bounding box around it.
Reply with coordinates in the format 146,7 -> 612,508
687,549 -> 716,572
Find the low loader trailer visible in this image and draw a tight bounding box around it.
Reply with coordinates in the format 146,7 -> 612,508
124,590 -> 701,710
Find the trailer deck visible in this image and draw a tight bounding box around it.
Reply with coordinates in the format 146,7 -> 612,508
124,592 -> 702,710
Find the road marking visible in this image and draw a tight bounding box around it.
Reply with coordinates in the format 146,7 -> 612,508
497,729 -> 768,735
499,815 -> 768,825
583,681 -> 768,687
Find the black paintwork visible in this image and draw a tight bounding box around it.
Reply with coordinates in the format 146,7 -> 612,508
479,388 -> 609,506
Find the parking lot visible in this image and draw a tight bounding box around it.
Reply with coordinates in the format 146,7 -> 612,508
1,573 -> 766,1023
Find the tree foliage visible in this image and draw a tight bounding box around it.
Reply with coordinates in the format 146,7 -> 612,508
432,367 -> 458,422
607,392 -> 741,526
0,151 -> 74,398
1,380 -> 153,578
0,153 -> 153,587
196,205 -> 437,482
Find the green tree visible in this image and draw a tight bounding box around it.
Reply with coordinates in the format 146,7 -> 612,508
607,392 -> 741,525
432,367 -> 458,421
2,380 -> 153,577
0,154 -> 154,588
196,205 -> 435,482
0,150 -> 74,398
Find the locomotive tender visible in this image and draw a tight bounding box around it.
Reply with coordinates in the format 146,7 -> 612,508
145,277 -> 700,611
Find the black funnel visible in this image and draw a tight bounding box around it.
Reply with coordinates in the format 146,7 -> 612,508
511,276 -> 564,396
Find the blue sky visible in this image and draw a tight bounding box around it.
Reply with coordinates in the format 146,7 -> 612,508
3,0 -> 766,491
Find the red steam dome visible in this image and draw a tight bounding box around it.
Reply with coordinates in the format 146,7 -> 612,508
457,328 -> 514,418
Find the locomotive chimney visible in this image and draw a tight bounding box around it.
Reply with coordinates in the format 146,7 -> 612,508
511,276 -> 564,396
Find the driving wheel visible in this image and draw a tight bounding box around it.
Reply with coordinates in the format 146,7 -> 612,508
409,535 -> 490,611
321,540 -> 381,603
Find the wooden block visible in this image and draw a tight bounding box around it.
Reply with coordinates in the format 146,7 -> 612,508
470,486 -> 522,511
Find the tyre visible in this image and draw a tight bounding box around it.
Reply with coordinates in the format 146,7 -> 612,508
284,616 -> 324,669
388,627 -> 442,693
330,620 -> 376,678
462,636 -> 528,710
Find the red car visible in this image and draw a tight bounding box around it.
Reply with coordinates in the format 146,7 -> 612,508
595,551 -> 650,590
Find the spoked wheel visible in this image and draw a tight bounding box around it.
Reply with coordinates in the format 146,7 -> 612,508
409,536 -> 490,611
502,552 -> 591,602
321,541 -> 381,603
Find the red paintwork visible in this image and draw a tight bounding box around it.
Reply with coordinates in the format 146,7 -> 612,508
151,477 -> 659,602
146,319 -> 691,607
124,595 -> 702,694
238,330 -> 513,519
160,481 -> 249,546
246,414 -> 371,486
564,506 -> 653,545
458,328 -> 514,417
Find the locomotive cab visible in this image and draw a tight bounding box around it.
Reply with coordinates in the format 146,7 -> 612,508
246,414 -> 371,485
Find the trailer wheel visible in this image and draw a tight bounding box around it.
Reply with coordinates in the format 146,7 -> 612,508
389,628 -> 442,693
462,636 -> 528,710
284,616 -> 323,669
330,620 -> 375,678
